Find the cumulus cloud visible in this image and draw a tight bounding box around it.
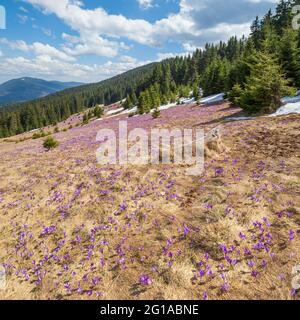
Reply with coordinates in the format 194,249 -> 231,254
0,38 -> 75,62
0,0 -> 278,82
24,0 -> 278,55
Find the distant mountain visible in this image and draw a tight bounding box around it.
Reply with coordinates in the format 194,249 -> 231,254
0,77 -> 84,106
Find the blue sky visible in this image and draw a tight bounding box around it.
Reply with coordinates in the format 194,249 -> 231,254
0,0 -> 279,84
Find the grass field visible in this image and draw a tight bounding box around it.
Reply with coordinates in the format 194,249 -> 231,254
0,101 -> 299,300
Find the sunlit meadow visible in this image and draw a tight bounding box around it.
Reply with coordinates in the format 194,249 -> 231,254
0,101 -> 299,300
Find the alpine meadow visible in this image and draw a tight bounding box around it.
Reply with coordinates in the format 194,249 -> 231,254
0,0 -> 299,304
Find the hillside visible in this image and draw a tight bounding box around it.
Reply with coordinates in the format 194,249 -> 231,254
0,98 -> 299,300
0,77 -> 83,106
0,63 -> 157,137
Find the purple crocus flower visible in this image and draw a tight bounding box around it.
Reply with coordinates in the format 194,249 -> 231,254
203,203 -> 213,210
139,274 -> 153,286
251,270 -> 258,278
239,232 -> 247,240
291,289 -> 297,298
92,276 -> 101,286
199,269 -> 205,278
289,230 -> 295,241
215,168 -> 224,176
221,282 -> 229,292
183,225 -> 190,237
40,225 -> 56,236
261,260 -> 267,268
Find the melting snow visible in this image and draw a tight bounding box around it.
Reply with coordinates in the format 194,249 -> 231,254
106,107 -> 124,116
270,91 -> 300,117
201,93 -> 225,104
270,101 -> 300,117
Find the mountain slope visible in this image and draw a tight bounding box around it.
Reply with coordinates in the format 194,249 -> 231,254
0,63 -> 157,137
0,77 -> 83,106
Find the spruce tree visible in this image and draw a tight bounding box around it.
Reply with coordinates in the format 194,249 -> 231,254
279,28 -> 300,87
238,49 -> 296,114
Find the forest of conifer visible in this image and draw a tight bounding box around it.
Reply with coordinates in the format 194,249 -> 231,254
0,0 -> 299,138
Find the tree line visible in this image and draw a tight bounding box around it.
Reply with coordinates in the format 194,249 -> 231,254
132,0 -> 300,115
0,0 -> 299,137
0,63 -> 156,137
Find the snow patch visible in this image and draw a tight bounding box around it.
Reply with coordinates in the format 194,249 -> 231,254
201,93 -> 225,104
270,91 -> 300,117
226,116 -> 255,121
106,107 -> 124,116
159,102 -> 177,111
270,101 -> 300,117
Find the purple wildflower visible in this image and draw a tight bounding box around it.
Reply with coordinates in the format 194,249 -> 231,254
291,289 -> 297,298
289,230 -> 295,241
139,274 -> 153,286
239,232 -> 247,240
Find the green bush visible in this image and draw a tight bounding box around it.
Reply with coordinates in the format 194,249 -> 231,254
43,136 -> 59,151
152,108 -> 161,119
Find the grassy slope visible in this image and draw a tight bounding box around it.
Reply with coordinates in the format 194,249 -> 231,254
0,102 -> 299,300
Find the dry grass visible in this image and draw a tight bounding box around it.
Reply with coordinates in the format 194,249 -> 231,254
0,103 -> 299,300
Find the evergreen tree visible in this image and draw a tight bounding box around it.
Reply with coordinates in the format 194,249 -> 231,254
238,49 -> 296,114
251,16 -> 262,49
193,82 -> 201,104
94,106 -> 104,118
279,28 -> 300,87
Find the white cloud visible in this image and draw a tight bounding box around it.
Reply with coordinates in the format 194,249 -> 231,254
19,6 -> 29,13
0,38 -> 75,62
157,51 -> 190,61
137,0 -> 154,9
17,14 -> 29,24
0,54 -> 153,83
62,32 -> 129,58
24,0 -> 270,56
0,0 -> 276,83
41,27 -> 52,37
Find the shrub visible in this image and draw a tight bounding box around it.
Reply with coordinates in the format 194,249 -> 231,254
152,108 -> 160,119
32,131 -> 47,140
43,136 -> 59,151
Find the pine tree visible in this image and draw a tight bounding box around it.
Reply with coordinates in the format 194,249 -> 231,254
161,64 -> 171,96
94,106 -> 104,118
279,28 -> 300,87
238,49 -> 296,114
251,16 -> 262,49
123,94 -> 132,109
274,0 -> 293,34
82,113 -> 89,124
193,83 -> 201,104
152,106 -> 160,119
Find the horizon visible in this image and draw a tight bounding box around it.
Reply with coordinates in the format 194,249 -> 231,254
0,0 -> 279,84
